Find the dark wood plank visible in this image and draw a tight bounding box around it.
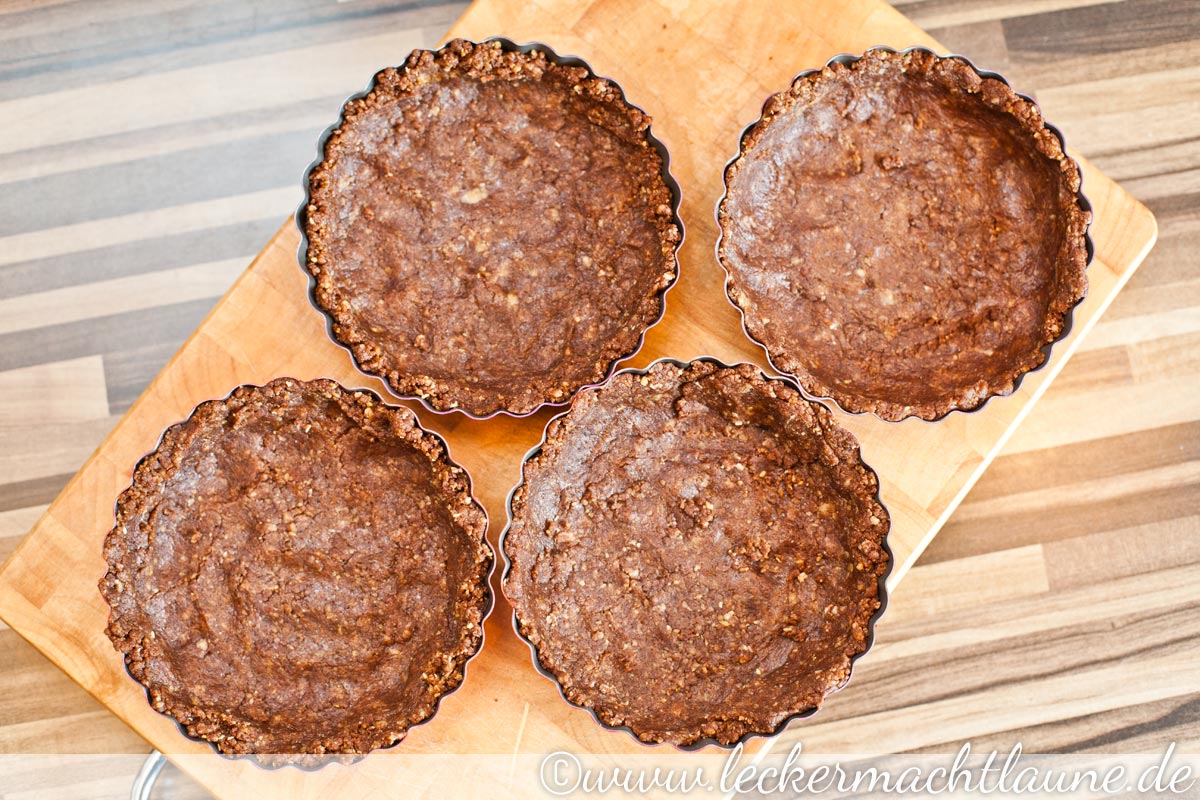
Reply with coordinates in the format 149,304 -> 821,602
0,220 -> 279,297
0,299 -> 219,373
0,474 -> 74,515
1003,0 -> 1200,58
0,0 -> 467,101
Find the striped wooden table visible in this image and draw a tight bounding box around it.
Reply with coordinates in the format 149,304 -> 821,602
0,0 -> 1196,794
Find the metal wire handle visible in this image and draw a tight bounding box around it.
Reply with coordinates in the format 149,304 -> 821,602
130,750 -> 166,800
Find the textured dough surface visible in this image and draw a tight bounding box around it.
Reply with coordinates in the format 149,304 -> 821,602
719,49 -> 1089,420
305,39 -> 679,415
101,378 -> 491,761
504,361 -> 889,746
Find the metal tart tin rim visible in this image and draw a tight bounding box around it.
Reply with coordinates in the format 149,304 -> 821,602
296,36 -> 686,421
713,45 -> 1095,424
498,355 -> 893,751
103,377 -> 497,769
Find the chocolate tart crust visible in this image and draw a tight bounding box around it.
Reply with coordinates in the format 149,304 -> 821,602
718,48 -> 1091,422
303,39 -> 680,417
100,378 -> 491,760
503,360 -> 890,746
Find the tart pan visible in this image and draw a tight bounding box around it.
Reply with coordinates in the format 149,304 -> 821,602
103,380 -> 496,769
715,46 -> 1095,423
499,356 -> 892,750
297,37 -> 685,421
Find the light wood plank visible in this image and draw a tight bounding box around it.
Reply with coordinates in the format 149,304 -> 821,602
0,357 -> 109,422
0,28 -> 443,156
0,189 -> 294,268
0,260 -> 245,336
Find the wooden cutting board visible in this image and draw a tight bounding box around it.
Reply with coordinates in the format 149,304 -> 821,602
0,0 -> 1157,796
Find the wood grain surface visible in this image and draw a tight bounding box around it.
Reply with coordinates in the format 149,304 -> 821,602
0,0 -> 1194,797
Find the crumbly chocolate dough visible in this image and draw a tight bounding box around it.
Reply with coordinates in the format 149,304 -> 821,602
718,49 -> 1090,421
304,39 -> 680,416
503,361 -> 889,746
100,379 -> 491,762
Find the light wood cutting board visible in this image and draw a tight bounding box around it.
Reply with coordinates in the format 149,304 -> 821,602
0,0 -> 1157,796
